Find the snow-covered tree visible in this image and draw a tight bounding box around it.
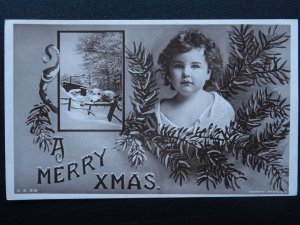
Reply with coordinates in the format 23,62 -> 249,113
76,32 -> 123,91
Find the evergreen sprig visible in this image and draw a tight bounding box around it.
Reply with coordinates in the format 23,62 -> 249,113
237,88 -> 290,132
196,147 -> 246,190
126,42 -> 159,115
116,134 -> 147,167
116,112 -> 148,167
150,126 -> 195,186
220,25 -> 290,98
117,43 -> 159,167
26,103 -> 54,151
149,125 -> 246,189
155,125 -> 225,160
229,119 -> 289,191
159,147 -> 191,186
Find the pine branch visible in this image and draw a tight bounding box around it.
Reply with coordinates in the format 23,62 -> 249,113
249,59 -> 289,86
122,112 -> 146,136
126,42 -> 159,115
196,142 -> 246,190
148,125 -> 246,190
214,120 -> 289,191
233,119 -> 289,191
115,42 -> 160,167
127,138 -> 147,167
220,121 -> 246,154
115,134 -> 147,167
152,125 -> 225,160
244,150 -> 288,191
144,126 -> 194,185
159,148 -> 191,186
116,111 -> 149,167
255,119 -> 289,150
26,103 -> 55,152
237,88 -> 290,132
220,25 -> 256,97
220,25 -> 290,98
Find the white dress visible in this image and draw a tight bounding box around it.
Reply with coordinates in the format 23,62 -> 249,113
155,92 -> 235,132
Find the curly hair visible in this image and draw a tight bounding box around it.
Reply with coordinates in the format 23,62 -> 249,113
157,30 -> 223,91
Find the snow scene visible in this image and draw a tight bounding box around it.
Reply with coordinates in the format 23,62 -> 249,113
60,86 -> 122,130
59,32 -> 123,130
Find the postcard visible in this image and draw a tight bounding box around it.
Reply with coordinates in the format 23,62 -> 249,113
5,19 -> 298,199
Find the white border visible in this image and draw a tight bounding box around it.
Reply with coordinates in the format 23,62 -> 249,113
9,193 -> 293,200
5,21 -> 15,200
4,19 -> 297,25
5,19 -> 298,200
288,20 -> 298,196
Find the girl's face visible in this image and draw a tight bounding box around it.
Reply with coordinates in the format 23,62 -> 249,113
169,48 -> 211,97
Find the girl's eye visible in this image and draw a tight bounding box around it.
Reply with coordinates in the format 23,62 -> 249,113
173,64 -> 183,69
191,64 -> 201,69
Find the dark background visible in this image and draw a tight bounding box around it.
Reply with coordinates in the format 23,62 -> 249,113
0,0 -> 299,224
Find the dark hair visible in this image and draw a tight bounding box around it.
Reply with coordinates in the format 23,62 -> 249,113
157,30 -> 223,91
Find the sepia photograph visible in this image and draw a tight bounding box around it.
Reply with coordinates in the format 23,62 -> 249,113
5,20 -> 298,200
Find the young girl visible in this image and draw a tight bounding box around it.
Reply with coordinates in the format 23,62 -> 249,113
155,30 -> 235,132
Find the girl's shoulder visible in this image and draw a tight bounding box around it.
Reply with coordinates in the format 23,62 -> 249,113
155,98 -> 175,119
210,91 -> 235,120
211,92 -> 234,110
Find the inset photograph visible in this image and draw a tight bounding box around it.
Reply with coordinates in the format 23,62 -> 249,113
58,31 -> 124,131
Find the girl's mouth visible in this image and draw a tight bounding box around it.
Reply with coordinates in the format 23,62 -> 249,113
180,80 -> 193,85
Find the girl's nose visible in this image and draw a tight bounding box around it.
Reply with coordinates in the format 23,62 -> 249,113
182,67 -> 191,77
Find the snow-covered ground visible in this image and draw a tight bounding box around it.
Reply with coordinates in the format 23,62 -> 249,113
59,87 -> 123,130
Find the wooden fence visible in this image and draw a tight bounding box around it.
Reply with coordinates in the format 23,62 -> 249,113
60,97 -> 122,122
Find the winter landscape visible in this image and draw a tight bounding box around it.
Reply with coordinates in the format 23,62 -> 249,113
59,32 -> 123,130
